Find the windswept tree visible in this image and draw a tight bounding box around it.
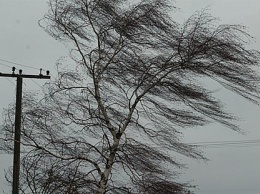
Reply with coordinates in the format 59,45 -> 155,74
1,0 -> 260,193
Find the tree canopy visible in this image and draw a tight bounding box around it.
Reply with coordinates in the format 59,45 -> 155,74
1,0 -> 260,193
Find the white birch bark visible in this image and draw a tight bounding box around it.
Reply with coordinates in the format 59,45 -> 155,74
98,138 -> 120,194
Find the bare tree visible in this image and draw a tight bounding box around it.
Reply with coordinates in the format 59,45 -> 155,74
1,0 -> 260,193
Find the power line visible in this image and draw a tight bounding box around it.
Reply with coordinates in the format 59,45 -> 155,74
148,139 -> 260,149
0,58 -> 46,71
198,144 -> 260,149
4,77 -> 16,86
30,78 -> 44,89
189,139 -> 260,145
0,62 -> 13,69
189,139 -> 260,148
198,188 -> 260,192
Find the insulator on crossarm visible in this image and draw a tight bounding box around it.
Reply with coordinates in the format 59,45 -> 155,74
12,67 -> 16,74
39,68 -> 43,76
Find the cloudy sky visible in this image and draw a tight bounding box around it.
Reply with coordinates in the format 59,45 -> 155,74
0,0 -> 260,193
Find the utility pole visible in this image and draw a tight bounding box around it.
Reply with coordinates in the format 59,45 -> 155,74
0,67 -> 50,194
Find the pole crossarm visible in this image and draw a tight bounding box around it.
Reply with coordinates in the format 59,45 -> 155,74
0,73 -> 50,79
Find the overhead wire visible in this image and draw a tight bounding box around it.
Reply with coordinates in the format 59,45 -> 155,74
147,138 -> 260,149
189,139 -> 260,148
0,62 -> 13,69
30,78 -> 44,89
0,58 -> 47,71
4,77 -> 16,86
198,188 -> 260,192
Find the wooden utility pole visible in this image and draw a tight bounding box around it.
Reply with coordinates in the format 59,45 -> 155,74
0,67 -> 50,194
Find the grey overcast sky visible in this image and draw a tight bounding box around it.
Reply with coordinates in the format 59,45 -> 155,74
0,0 -> 260,193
